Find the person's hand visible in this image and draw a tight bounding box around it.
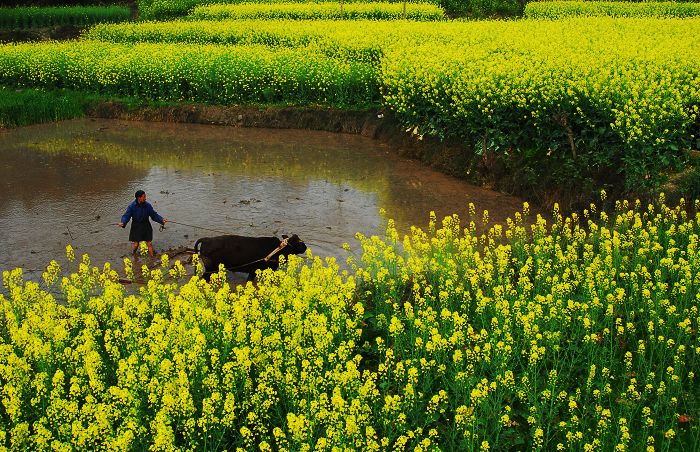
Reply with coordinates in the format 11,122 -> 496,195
162,218 -> 169,225
118,222 -> 125,228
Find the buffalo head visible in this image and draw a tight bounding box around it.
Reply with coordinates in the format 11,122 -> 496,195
282,234 -> 307,255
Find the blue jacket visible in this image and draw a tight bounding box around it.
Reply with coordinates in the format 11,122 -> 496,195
121,200 -> 164,226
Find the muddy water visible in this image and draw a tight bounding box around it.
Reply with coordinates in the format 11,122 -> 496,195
0,119 -> 527,279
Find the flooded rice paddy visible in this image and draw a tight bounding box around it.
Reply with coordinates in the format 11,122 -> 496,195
0,119 -> 527,280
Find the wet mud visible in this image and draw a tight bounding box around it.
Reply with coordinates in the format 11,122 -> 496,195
0,118 -> 530,280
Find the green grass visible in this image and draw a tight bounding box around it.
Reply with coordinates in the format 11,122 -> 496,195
0,86 -> 191,128
0,87 -> 88,127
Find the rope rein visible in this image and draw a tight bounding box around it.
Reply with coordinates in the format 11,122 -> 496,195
263,237 -> 289,262
160,220 -> 233,235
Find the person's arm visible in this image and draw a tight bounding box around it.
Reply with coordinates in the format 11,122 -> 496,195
118,204 -> 132,228
149,204 -> 166,225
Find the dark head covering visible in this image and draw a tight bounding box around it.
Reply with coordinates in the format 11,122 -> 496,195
135,190 -> 145,200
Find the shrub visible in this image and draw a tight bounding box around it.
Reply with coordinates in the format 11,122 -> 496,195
0,5 -> 131,28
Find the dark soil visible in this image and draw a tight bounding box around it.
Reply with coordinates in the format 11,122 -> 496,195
0,25 -> 82,43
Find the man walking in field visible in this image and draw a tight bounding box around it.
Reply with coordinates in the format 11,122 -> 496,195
118,189 -> 168,257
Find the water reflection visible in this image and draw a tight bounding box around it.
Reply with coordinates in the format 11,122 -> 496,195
0,119 -> 527,277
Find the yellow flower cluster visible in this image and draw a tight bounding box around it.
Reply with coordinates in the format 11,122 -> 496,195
350,196 -> 700,449
190,2 -> 446,21
381,17 -> 700,189
84,19 -> 398,64
0,196 -> 698,449
138,0 -> 442,20
0,40 -> 378,107
525,1 -> 700,19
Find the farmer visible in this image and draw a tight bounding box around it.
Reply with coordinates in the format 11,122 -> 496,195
118,190 -> 168,257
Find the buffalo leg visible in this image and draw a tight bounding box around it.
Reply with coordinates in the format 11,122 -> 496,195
198,255 -> 215,281
246,270 -> 257,283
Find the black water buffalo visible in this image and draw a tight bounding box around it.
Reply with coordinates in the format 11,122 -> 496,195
193,234 -> 307,281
